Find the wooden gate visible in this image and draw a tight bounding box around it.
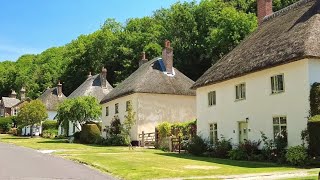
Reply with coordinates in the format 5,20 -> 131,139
139,131 -> 156,147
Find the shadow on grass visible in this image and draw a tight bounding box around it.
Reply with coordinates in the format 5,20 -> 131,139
155,152 -> 290,169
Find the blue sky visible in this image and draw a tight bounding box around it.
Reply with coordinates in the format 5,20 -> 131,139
0,0 -> 192,61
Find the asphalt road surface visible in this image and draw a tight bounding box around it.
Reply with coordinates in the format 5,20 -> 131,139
0,142 -> 117,180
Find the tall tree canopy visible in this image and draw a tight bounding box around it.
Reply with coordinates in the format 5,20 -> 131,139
0,0 -> 299,98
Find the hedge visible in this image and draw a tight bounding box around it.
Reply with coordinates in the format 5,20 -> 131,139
308,120 -> 320,156
79,124 -> 101,144
0,117 -> 13,133
42,120 -> 58,131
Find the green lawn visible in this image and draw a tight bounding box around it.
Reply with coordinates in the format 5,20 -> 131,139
0,134 -> 309,180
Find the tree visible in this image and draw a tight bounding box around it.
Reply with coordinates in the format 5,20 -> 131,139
56,96 -> 101,135
122,102 -> 136,149
16,100 -> 48,137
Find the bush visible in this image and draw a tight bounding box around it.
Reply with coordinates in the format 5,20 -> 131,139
0,117 -> 13,133
187,135 -> 208,156
42,120 -> 57,131
79,124 -> 101,144
8,128 -> 18,135
211,137 -> 232,158
261,132 -> 287,163
229,149 -> 247,160
157,122 -> 172,138
308,118 -> 320,156
110,116 -> 121,135
42,129 -> 58,138
106,134 -> 127,146
286,145 -> 309,166
73,131 -> 81,142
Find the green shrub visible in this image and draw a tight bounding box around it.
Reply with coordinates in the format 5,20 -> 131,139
212,137 -> 232,158
157,122 -> 172,138
187,135 -> 208,156
107,134 -> 127,146
79,124 -> 101,144
308,118 -> 320,156
42,120 -> 57,131
0,117 -> 13,133
261,132 -> 287,163
110,116 -> 121,135
286,145 -> 308,166
8,128 -> 18,135
42,129 -> 58,138
229,149 -> 247,160
73,131 -> 81,142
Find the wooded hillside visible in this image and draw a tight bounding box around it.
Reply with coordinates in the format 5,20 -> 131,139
0,0 -> 299,99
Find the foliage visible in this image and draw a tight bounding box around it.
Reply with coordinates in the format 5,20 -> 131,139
309,83 -> 320,117
229,148 -> 247,160
211,136 -> 233,158
0,117 -> 14,133
307,119 -> 320,156
56,96 -> 101,133
285,145 -> 309,166
260,132 -> 287,163
79,124 -> 101,144
122,102 -> 136,146
186,135 -> 208,156
8,128 -> 18,136
157,122 -> 172,138
73,131 -> 81,142
110,116 -> 122,135
42,129 -> 58,138
16,100 -> 48,137
42,120 -> 58,131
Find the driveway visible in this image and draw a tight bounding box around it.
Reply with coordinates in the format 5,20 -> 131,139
0,142 -> 117,180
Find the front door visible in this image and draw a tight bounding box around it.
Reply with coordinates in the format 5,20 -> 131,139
239,122 -> 248,144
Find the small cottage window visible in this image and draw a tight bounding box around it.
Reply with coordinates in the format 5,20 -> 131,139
273,116 -> 288,145
105,106 -> 109,116
115,103 -> 119,114
235,83 -> 246,100
126,100 -> 131,111
209,123 -> 218,144
208,91 -> 216,106
271,74 -> 284,94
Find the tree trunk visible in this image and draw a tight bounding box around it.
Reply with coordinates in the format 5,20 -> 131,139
30,124 -> 33,138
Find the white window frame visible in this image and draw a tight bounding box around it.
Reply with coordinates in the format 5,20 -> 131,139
105,106 -> 109,116
271,74 -> 285,94
272,116 -> 287,143
209,123 -> 218,144
208,91 -> 216,106
235,83 -> 246,101
115,103 -> 119,114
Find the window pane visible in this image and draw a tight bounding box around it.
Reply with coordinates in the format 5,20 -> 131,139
273,117 -> 279,124
214,123 -> 217,130
213,91 -> 216,105
273,125 -> 280,138
271,76 -> 275,93
209,124 -> 213,130
236,86 -> 239,99
280,117 -> 287,124
277,75 -> 284,91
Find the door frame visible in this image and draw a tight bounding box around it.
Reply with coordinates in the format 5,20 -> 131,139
238,121 -> 248,144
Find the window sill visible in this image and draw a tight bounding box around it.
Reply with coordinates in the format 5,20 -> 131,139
235,98 -> 246,102
271,91 -> 285,95
208,105 -> 216,107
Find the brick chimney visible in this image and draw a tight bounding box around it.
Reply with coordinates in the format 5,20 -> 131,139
162,40 -> 174,74
9,90 -> 17,99
100,67 -> 107,88
257,0 -> 273,25
139,52 -> 148,67
20,87 -> 26,100
57,81 -> 62,97
87,71 -> 92,79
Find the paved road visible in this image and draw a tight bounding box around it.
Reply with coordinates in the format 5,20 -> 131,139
0,142 -> 117,180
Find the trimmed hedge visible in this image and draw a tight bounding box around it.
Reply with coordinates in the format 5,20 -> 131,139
42,120 -> 57,131
308,120 -> 320,156
0,117 -> 13,133
79,124 -> 101,144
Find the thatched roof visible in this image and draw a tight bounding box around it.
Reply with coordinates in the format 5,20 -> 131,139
38,87 -> 66,111
101,58 -> 195,104
192,0 -> 320,89
68,74 -> 113,101
1,97 -> 20,108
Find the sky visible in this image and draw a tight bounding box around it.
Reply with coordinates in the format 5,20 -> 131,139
0,0 -> 192,62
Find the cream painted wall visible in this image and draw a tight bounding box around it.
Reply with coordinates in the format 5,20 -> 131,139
101,93 -> 196,141
197,59 -> 312,147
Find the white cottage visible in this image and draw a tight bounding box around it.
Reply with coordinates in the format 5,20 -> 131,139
192,0 -> 320,147
101,41 -> 196,143
61,68 -> 113,136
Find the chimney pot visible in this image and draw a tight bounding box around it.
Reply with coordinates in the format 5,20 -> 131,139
257,0 -> 273,25
139,52 -> 148,67
162,40 -> 174,74
101,67 -> 107,88
57,81 -> 62,97
20,87 -> 26,100
87,71 -> 92,79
